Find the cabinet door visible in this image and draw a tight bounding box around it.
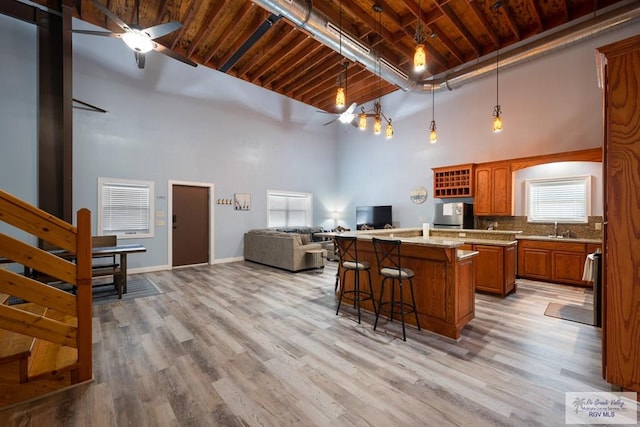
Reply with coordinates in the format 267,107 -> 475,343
474,167 -> 492,216
474,245 -> 504,293
504,245 -> 516,294
519,248 -> 551,280
491,165 -> 512,216
552,251 -> 587,285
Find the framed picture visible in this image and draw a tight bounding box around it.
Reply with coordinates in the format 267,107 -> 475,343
234,193 -> 250,211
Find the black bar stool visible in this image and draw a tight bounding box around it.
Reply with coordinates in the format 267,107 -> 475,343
334,235 -> 377,323
371,237 -> 421,341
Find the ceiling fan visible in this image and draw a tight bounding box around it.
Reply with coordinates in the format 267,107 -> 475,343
321,102 -> 359,127
74,0 -> 197,69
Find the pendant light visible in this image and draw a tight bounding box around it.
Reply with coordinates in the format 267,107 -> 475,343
492,1 -> 503,133
335,0 -> 346,109
373,4 -> 393,139
429,33 -> 437,144
414,0 -> 426,72
359,107 -> 367,130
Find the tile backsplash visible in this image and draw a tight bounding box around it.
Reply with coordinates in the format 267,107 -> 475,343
475,216 -> 603,240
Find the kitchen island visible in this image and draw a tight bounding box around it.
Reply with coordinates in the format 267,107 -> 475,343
321,228 -> 478,340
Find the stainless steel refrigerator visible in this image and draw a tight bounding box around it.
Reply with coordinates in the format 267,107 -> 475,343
433,202 -> 474,229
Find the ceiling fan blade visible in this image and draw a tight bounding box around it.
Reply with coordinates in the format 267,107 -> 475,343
323,117 -> 339,126
153,43 -> 198,67
73,29 -> 123,38
345,102 -> 358,114
143,22 -> 182,39
135,51 -> 146,69
92,0 -> 130,32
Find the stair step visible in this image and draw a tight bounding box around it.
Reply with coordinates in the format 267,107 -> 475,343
0,303 -> 47,383
0,293 -> 9,305
28,309 -> 78,379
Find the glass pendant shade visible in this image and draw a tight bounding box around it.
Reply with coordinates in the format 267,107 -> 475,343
429,120 -> 437,143
122,30 -> 154,53
359,111 -> 367,130
373,115 -> 382,135
414,44 -> 426,72
385,121 -> 393,139
492,105 -> 503,133
335,87 -> 345,109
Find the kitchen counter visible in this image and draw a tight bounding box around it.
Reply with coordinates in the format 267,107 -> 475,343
516,235 -> 602,244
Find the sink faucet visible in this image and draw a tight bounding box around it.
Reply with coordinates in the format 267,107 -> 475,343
554,221 -> 558,237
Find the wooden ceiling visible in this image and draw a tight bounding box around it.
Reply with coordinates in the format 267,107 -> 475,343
44,0 -> 634,112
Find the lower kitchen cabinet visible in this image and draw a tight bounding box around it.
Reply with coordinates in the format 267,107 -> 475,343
517,239 -> 600,286
460,243 -> 516,296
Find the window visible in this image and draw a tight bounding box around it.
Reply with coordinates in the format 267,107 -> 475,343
267,190 -> 313,228
98,177 -> 154,238
526,176 -> 591,223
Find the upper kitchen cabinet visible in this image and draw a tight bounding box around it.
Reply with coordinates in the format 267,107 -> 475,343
598,33 -> 640,393
474,162 -> 513,216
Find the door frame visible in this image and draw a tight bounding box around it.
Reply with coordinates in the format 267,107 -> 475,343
168,180 -> 215,269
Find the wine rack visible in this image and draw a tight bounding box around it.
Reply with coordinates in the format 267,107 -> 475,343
432,164 -> 474,198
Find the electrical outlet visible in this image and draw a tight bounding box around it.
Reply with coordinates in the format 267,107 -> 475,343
458,232 -> 466,237
595,222 -> 602,231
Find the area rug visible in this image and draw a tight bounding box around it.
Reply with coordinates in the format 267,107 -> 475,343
544,302 -> 594,326
92,276 -> 163,305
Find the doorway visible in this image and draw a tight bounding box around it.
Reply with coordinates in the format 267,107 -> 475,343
170,182 -> 213,267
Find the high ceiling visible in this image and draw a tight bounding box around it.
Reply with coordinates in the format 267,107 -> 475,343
31,0 -> 638,112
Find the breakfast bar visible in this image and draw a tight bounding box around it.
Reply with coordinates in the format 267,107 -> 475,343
324,228 -> 478,339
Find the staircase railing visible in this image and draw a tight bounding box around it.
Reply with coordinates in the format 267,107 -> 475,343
0,188 -> 92,382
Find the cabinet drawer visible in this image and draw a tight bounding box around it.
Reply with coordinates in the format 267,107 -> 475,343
518,239 -> 585,252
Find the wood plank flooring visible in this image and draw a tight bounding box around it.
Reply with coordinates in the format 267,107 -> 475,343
0,261 -> 617,426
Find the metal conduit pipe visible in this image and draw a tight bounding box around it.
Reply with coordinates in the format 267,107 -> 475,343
254,0 -> 417,91
254,0 -> 640,94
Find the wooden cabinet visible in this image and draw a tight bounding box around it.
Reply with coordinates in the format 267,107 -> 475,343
473,244 -> 516,296
598,34 -> 640,392
474,162 -> 513,216
517,239 -> 593,286
432,164 -> 474,198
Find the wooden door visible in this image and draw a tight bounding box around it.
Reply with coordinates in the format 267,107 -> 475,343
491,165 -> 512,216
599,34 -> 640,391
519,247 -> 551,280
474,166 -> 492,215
172,185 -> 209,267
552,251 -> 587,286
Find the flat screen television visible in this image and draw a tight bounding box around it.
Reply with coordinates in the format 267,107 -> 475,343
356,205 -> 392,230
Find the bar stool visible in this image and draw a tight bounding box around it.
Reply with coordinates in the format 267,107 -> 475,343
371,237 -> 421,341
334,235 -> 377,323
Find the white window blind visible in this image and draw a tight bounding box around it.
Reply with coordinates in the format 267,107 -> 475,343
267,191 -> 312,227
98,178 -> 154,238
526,176 -> 591,223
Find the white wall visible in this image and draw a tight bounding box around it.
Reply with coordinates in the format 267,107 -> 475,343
335,20 -> 640,229
1,11 -> 638,270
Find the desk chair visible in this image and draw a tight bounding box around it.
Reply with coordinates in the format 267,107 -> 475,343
371,237 -> 421,341
334,235 -> 377,323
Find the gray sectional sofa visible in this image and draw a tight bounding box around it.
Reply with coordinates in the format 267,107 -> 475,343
243,227 -> 328,272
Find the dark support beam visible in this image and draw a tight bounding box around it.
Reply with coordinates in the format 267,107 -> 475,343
37,0 -> 74,222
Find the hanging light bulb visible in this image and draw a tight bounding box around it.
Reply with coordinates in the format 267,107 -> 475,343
493,105 -> 503,132
492,1 -> 503,133
429,120 -> 437,143
414,0 -> 426,72
385,119 -> 394,139
359,108 -> 367,130
373,114 -> 382,135
414,44 -> 426,72
335,0 -> 346,109
335,86 -> 345,108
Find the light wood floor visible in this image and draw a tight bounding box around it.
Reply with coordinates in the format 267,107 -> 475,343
0,261 -> 613,426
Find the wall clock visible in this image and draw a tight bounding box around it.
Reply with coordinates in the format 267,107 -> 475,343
410,186 -> 427,204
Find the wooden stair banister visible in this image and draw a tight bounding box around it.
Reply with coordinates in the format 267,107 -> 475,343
0,188 -> 93,406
